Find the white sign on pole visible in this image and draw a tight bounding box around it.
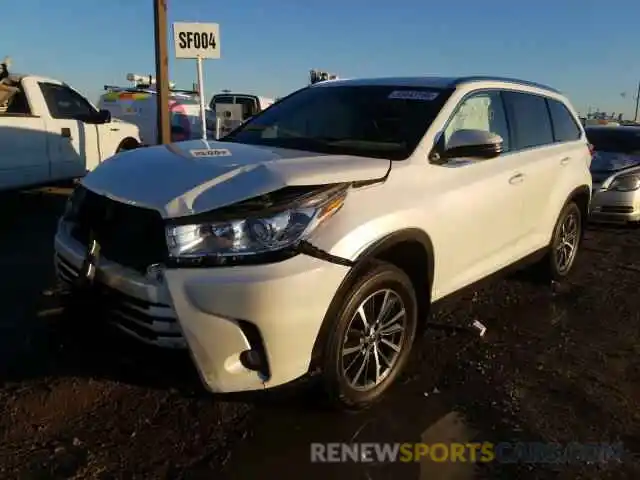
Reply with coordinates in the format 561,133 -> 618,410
173,22 -> 221,140
173,22 -> 220,59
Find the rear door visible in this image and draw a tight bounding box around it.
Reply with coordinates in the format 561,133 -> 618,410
39,82 -> 101,179
502,91 -> 566,239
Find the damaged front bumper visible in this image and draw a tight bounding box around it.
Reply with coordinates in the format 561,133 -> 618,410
53,230 -> 350,393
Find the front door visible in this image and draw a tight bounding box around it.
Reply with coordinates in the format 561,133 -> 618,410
433,90 -> 526,292
39,82 -> 100,179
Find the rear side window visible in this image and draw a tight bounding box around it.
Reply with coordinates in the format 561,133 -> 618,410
503,91 -> 554,150
547,99 -> 581,142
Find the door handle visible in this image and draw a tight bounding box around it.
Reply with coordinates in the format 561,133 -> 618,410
560,156 -> 571,166
61,127 -> 71,138
509,173 -> 525,185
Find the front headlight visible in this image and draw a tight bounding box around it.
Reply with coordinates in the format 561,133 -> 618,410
608,174 -> 640,192
165,185 -> 347,264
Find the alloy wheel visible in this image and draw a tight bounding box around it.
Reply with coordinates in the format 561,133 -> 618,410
554,211 -> 580,273
340,288 -> 407,391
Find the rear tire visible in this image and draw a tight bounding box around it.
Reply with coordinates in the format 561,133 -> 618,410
534,201 -> 583,282
320,262 -> 418,410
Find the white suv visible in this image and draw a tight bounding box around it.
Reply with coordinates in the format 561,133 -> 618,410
53,76 -> 592,408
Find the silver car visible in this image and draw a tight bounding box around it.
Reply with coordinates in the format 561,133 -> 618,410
587,126 -> 640,223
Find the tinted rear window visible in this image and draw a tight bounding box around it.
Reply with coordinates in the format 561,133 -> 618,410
547,99 -> 581,142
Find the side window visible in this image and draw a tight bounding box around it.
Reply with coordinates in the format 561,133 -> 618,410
547,98 -> 581,142
39,83 -> 95,120
443,91 -> 510,152
503,91 -> 554,149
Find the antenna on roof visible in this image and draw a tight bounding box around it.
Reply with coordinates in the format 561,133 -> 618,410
126,73 -> 175,89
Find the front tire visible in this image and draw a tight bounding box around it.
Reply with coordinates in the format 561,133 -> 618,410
537,201 -> 583,282
320,262 -> 418,410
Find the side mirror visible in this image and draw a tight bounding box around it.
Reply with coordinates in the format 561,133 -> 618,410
79,109 -> 111,124
97,109 -> 112,124
435,129 -> 503,163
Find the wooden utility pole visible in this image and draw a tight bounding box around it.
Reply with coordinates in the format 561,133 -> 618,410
153,0 -> 171,144
634,80 -> 640,123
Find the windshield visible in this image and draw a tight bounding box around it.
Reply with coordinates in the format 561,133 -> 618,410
586,128 -> 640,171
220,85 -> 451,160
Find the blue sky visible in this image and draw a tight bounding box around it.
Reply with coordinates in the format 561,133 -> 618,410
7,0 -> 640,117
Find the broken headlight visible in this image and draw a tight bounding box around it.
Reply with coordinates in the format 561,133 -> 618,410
165,186 -> 347,262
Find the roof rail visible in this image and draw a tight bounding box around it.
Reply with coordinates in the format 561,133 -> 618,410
452,76 -> 561,94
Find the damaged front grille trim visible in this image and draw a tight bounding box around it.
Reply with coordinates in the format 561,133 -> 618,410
55,254 -> 186,348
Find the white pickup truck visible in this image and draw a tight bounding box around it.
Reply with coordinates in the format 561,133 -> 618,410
0,73 -> 141,192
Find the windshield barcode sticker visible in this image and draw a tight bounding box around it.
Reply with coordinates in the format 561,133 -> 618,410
388,90 -> 439,101
189,148 -> 232,157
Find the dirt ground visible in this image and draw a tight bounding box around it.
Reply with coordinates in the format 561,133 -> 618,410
0,187 -> 639,479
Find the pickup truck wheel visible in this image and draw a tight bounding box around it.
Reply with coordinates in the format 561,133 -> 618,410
320,262 -> 418,410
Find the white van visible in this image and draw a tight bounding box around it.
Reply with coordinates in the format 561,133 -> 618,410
98,83 -> 217,144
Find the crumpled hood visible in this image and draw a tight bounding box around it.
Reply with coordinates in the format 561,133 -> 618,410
81,139 -> 390,218
591,151 -> 640,173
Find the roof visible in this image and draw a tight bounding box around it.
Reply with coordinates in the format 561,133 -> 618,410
210,93 -> 275,104
6,73 -> 63,85
311,75 -> 561,94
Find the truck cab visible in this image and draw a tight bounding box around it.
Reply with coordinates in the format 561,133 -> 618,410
0,73 -> 141,192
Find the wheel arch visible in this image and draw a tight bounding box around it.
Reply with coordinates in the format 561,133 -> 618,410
562,184 -> 591,241
309,228 -> 435,372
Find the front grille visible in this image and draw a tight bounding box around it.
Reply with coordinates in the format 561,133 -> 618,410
67,186 -> 168,273
56,254 -> 186,348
